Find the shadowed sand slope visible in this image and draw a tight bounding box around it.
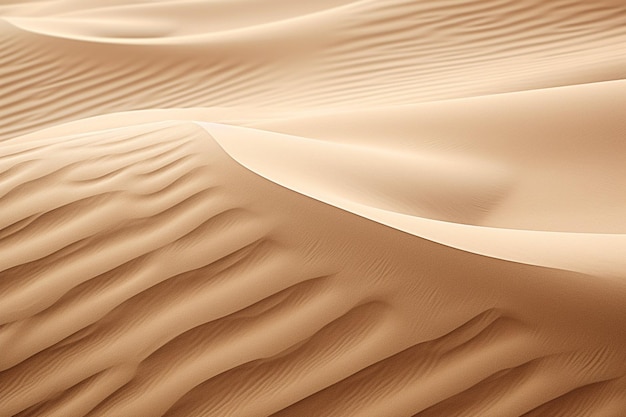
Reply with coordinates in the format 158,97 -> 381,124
1,119 -> 626,416
1,0 -> 626,416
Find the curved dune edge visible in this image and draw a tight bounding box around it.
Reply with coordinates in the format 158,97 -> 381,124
0,0 -> 360,42
1,120 -> 626,417
0,2 -> 355,44
199,121 -> 626,278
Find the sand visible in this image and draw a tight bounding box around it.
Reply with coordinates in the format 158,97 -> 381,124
1,1 -> 625,416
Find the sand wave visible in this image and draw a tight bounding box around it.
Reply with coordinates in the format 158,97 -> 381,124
1,0 -> 624,139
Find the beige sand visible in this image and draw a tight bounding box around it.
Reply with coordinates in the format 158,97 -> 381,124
1,1 -> 626,416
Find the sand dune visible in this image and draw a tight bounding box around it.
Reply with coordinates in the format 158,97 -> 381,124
1,0 -> 625,139
1,0 -> 626,416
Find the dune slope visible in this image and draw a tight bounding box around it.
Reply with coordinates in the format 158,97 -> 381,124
1,121 -> 626,417
1,0 -> 626,416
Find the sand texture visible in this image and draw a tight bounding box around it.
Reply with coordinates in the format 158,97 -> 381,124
1,1 -> 626,416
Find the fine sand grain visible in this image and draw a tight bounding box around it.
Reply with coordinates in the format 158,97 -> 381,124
1,1 -> 626,416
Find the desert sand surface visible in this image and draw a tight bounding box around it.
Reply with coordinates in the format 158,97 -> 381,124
1,1 -> 626,416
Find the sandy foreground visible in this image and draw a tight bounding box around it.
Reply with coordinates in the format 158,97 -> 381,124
1,1 -> 626,416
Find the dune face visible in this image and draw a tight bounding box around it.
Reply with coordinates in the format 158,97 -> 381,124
1,1 -> 626,417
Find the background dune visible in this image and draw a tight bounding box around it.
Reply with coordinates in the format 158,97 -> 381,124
1,1 -> 625,416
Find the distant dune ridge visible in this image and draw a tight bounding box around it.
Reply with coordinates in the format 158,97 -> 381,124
1,1 -> 626,416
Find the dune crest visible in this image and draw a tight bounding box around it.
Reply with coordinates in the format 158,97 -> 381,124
200,120 -> 626,278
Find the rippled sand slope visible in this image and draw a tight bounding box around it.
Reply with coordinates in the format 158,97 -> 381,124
1,1 -> 626,416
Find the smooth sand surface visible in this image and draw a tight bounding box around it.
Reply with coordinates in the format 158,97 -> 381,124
1,1 -> 626,416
